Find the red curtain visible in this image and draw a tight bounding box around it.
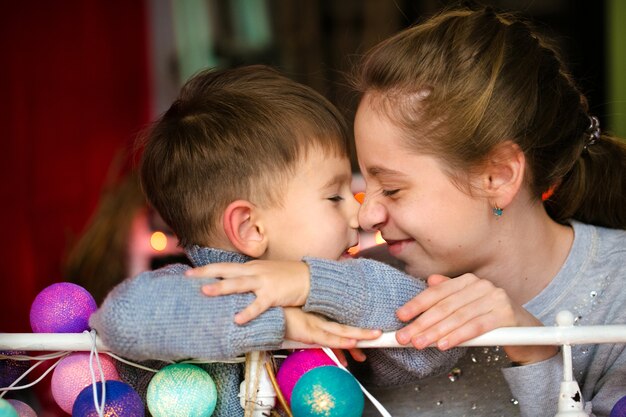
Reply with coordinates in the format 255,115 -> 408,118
0,1 -> 151,331
0,2 -> 150,413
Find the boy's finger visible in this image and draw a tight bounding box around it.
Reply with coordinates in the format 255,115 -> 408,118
322,322 -> 381,340
331,349 -> 349,366
234,299 -> 270,324
348,348 -> 367,362
201,278 -> 257,296
317,333 -> 357,349
185,262 -> 247,277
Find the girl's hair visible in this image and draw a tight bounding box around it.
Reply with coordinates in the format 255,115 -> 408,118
354,7 -> 626,229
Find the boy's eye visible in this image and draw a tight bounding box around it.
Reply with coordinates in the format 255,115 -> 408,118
382,189 -> 399,197
327,195 -> 344,202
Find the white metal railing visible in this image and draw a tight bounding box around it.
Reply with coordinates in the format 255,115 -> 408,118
1,311 -> 625,417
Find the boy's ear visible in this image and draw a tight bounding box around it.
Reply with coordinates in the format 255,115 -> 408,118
222,200 -> 268,258
481,140 -> 526,208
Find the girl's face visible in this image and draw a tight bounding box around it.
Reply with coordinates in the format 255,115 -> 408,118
354,94 -> 493,278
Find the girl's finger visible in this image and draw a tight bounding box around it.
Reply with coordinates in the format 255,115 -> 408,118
396,274 -> 476,321
433,313 -> 500,350
408,294 -> 500,349
405,278 -> 492,336
426,274 -> 450,287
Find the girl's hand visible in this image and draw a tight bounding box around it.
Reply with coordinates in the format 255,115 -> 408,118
185,260 -> 310,324
395,274 -> 558,365
284,308 -> 381,349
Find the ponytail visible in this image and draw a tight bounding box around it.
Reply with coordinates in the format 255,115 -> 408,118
545,134 -> 626,229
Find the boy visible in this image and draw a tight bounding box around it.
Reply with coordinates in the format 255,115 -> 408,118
90,65 -> 463,416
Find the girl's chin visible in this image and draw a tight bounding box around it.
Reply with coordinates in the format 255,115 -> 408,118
340,250 -> 354,260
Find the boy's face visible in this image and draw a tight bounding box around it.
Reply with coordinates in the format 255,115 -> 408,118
258,150 -> 360,261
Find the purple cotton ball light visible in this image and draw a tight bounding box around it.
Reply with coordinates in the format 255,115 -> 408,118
30,282 -> 97,333
6,400 -> 37,417
610,396 -> 626,417
276,349 -> 337,404
73,380 -> 145,417
51,352 -> 120,414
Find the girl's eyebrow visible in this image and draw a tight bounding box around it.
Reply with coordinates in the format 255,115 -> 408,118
367,166 -> 404,178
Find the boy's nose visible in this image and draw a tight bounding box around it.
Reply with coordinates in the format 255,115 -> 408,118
358,194 -> 386,232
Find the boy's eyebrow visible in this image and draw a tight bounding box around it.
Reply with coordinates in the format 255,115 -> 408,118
322,172 -> 351,189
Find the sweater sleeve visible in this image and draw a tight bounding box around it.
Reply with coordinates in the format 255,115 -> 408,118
303,257 -> 426,330
89,265 -> 285,361
503,343 -> 626,417
302,257 -> 465,385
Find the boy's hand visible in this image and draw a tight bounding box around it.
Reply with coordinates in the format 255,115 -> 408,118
185,260 -> 311,324
331,348 -> 367,367
284,308 -> 381,349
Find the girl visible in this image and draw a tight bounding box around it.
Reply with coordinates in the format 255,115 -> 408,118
192,7 -> 626,416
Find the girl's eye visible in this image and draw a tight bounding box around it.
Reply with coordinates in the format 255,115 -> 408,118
382,189 -> 399,197
328,195 -> 344,202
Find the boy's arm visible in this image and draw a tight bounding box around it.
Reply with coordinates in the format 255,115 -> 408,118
303,257 -> 422,330
89,264 -> 285,361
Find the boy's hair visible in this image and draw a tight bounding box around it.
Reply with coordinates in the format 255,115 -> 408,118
140,65 -> 350,247
354,7 -> 626,229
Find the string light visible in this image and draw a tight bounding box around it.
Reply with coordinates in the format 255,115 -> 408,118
150,231 -> 168,251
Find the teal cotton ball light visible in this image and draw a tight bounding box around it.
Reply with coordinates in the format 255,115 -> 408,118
0,399 -> 18,417
290,366 -> 364,417
147,363 -> 218,417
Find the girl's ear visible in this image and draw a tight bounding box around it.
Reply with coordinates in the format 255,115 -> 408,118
222,200 -> 268,258
482,140 -> 526,208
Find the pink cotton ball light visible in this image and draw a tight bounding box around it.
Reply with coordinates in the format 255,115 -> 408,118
276,349 -> 337,404
6,400 -> 37,417
51,352 -> 120,414
29,282 -> 97,333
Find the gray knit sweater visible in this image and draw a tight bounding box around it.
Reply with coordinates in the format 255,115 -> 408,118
90,247 -> 464,416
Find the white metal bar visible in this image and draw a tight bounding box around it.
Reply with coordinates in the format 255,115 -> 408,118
2,325 -> 626,353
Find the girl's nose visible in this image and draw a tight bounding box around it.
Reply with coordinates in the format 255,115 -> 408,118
347,193 -> 361,229
358,193 -> 386,232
